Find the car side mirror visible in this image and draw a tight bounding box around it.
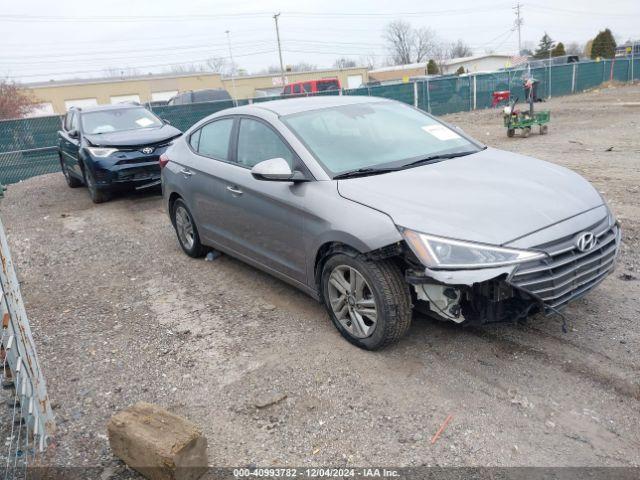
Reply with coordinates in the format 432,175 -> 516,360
68,129 -> 79,139
251,158 -> 303,182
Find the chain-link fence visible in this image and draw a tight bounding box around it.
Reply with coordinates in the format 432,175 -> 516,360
1,58 -> 638,185
0,214 -> 55,476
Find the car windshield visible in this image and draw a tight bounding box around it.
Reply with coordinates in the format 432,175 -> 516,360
282,101 -> 480,176
81,107 -> 162,134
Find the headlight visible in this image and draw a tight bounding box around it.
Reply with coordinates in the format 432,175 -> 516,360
401,228 -> 546,269
86,147 -> 118,157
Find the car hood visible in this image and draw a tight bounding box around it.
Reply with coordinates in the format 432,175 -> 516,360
84,124 -> 182,148
337,147 -> 604,246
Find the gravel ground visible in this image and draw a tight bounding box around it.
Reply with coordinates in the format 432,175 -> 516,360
0,84 -> 638,473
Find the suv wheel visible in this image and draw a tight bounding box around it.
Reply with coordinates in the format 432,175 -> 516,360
83,167 -> 111,204
60,158 -> 82,188
321,253 -> 412,350
172,199 -> 206,258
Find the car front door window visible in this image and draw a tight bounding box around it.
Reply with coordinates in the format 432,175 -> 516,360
236,118 -> 294,168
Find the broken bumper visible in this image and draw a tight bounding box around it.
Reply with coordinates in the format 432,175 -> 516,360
406,220 -> 621,323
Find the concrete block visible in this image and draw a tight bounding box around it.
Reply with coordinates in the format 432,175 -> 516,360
107,402 -> 208,480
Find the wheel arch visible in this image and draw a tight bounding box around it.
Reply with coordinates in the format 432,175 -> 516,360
313,241 -> 362,300
313,238 -> 405,300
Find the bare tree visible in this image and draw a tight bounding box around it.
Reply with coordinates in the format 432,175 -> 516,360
205,56 -> 228,73
383,20 -> 441,65
286,62 -> 317,72
430,42 -> 451,74
360,53 -> 378,70
102,67 -> 141,78
565,42 -> 583,56
414,27 -> 438,62
449,39 -> 473,58
168,64 -> 205,74
334,57 -> 357,69
384,20 -> 414,64
0,80 -> 39,119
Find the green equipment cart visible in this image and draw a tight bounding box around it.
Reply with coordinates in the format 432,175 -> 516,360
503,96 -> 550,138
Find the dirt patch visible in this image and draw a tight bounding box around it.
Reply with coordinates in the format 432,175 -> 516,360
0,84 -> 639,471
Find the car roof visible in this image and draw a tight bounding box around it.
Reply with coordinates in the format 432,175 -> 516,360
70,103 -> 145,113
235,95 -> 393,117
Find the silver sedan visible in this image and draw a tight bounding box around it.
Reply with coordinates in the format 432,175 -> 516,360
160,96 -> 620,350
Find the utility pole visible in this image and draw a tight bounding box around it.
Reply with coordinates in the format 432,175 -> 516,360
632,40 -> 636,83
273,13 -> 286,90
225,30 -> 238,106
513,3 -> 523,55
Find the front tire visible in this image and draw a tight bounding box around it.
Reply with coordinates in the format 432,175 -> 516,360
60,158 -> 82,188
321,253 -> 412,350
171,199 -> 206,258
83,167 -> 111,204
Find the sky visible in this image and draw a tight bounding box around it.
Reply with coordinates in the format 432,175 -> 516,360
1,0 -> 638,83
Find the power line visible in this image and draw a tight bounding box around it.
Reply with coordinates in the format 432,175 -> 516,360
2,50 -> 277,79
526,3 -> 633,18
0,40 -> 274,62
0,5 -> 516,22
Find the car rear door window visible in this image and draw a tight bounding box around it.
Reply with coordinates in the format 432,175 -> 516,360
196,119 -> 233,160
236,118 -> 294,168
189,129 -> 201,151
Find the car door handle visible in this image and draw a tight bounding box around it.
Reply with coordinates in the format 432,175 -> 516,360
179,168 -> 193,177
226,185 -> 243,195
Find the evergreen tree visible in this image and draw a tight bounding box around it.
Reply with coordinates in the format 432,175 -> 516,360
427,59 -> 439,74
533,33 -> 555,59
551,42 -> 566,57
455,66 -> 465,75
590,29 -> 616,59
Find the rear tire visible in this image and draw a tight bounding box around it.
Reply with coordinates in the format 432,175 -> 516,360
507,128 -> 515,138
321,253 -> 412,350
171,199 -> 206,258
83,167 -> 111,204
540,125 -> 548,135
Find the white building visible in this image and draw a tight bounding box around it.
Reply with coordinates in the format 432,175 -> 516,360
439,54 -> 513,74
368,54 -> 513,82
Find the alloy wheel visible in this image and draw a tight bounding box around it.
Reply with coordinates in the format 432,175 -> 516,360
327,264 -> 378,339
175,205 -> 195,250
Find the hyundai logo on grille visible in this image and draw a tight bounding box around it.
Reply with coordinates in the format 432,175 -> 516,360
141,147 -> 154,154
575,231 -> 597,252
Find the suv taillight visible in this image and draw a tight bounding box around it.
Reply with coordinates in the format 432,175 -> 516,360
159,153 -> 169,169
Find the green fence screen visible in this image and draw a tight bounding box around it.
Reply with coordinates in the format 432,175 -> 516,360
0,59 -> 637,185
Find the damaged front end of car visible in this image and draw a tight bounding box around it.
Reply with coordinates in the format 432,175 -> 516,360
391,217 -> 621,325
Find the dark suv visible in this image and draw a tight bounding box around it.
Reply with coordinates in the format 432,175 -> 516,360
167,89 -> 231,105
58,104 -> 181,203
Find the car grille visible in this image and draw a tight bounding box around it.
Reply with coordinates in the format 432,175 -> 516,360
509,215 -> 620,310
